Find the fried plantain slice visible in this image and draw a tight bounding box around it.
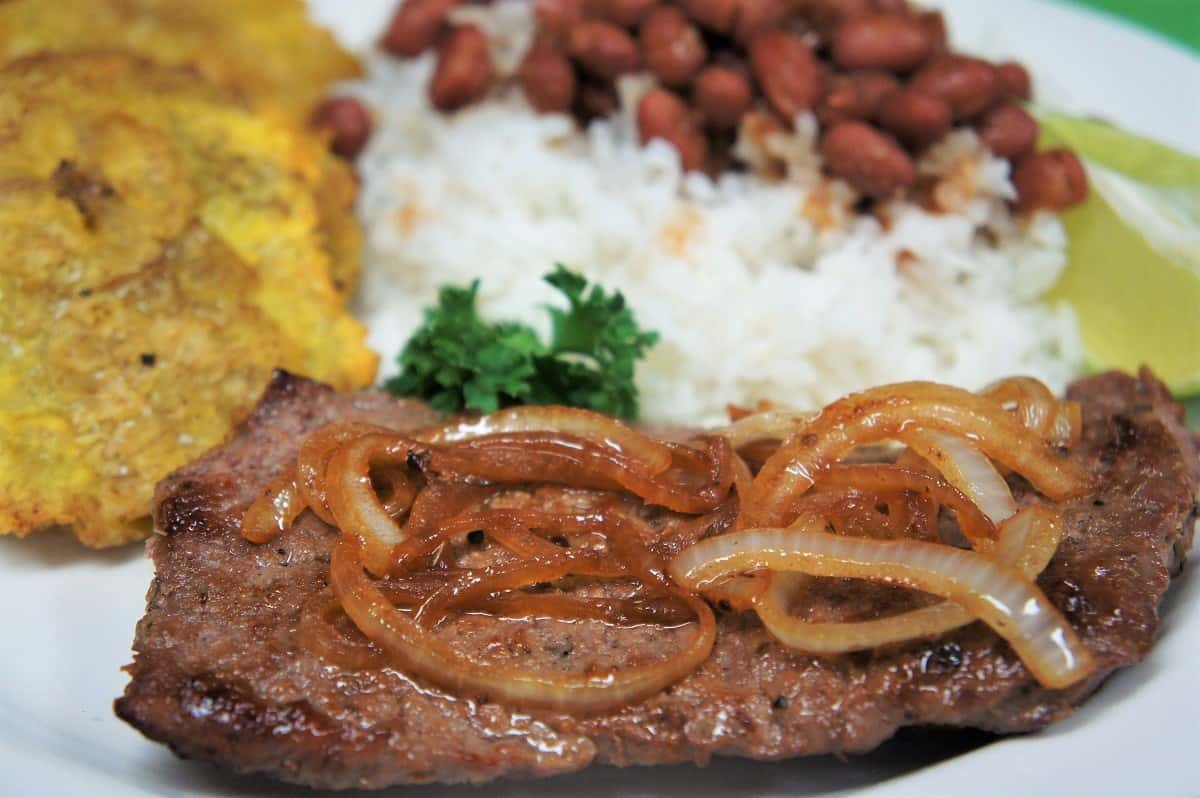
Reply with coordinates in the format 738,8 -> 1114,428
316,155 -> 365,298
0,224 -> 290,547
0,54 -> 376,546
0,0 -> 361,121
0,53 -> 376,385
0,104 -> 198,293
0,2 -> 366,298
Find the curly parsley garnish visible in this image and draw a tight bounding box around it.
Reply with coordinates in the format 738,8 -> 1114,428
385,266 -> 659,419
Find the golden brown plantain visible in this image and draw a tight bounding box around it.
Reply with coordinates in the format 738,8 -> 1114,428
0,0 -> 361,122
0,0 -> 366,299
0,53 -> 377,547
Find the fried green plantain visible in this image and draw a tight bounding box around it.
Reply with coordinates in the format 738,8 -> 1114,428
0,0 -> 361,121
0,54 -> 377,546
0,223 -> 289,546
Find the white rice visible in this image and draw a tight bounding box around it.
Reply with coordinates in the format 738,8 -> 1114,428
352,1 -> 1082,425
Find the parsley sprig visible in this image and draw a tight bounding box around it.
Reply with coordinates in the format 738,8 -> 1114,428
385,266 -> 659,419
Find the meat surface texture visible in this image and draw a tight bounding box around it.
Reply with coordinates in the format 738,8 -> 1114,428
116,370 -> 1199,790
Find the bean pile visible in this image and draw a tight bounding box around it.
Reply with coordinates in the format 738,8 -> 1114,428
356,0 -> 1087,211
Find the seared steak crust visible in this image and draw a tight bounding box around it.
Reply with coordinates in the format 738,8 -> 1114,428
116,370 -> 1198,789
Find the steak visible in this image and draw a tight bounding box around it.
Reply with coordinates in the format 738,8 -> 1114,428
116,369 -> 1199,790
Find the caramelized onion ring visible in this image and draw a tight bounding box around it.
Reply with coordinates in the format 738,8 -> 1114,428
428,433 -> 733,514
469,593 -> 694,627
669,519 -> 1093,689
813,463 -> 996,548
254,380 -> 1093,710
982,377 -> 1081,447
720,410 -> 816,450
744,381 -> 1091,527
241,471 -> 304,544
297,422 -> 393,525
413,556 -> 627,626
422,406 -> 674,474
901,430 -> 1017,524
298,591 -> 389,671
300,584 -> 694,670
326,433 -> 425,575
788,489 -> 937,542
332,537 -> 716,714
387,483 -> 495,570
748,505 -> 1065,653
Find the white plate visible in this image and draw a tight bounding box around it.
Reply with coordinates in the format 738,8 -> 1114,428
3,2 -> 1198,796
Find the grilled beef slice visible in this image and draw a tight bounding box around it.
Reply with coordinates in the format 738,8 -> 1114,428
116,370 -> 1199,789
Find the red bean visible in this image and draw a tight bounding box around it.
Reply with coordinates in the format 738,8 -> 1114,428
802,0 -> 876,37
568,20 -> 641,77
751,32 -> 824,124
637,88 -> 708,171
536,0 -> 586,36
679,0 -> 739,33
977,103 -> 1039,160
854,71 -> 902,115
640,6 -> 707,87
429,25 -> 494,111
590,0 -> 660,28
1014,150 -> 1088,212
876,88 -> 952,148
732,0 -> 789,47
909,55 -> 1000,120
996,61 -> 1033,100
309,96 -> 373,160
817,71 -> 899,125
831,13 -> 936,72
821,121 -> 916,198
518,45 -> 577,113
918,11 -> 947,56
693,66 -> 754,129
380,0 -> 459,57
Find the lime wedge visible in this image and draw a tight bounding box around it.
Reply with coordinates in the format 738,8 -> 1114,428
1038,113 -> 1200,395
1039,113 -> 1200,186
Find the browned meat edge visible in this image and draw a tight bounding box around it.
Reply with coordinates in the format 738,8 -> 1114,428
116,369 -> 1199,789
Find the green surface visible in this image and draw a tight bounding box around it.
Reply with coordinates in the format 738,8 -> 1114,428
1034,0 -> 1200,396
1039,113 -> 1200,187
1038,113 -> 1200,398
1064,0 -> 1200,52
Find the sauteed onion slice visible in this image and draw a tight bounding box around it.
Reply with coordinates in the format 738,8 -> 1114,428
744,381 -> 1090,528
243,374 -> 1097,703
743,505 -> 1065,654
669,516 -> 1093,689
332,537 -> 716,714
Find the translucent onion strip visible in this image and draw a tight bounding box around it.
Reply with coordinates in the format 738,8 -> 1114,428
814,463 -> 996,548
412,556 -> 627,627
300,587 -> 695,673
420,406 -> 674,474
332,537 -> 716,714
720,410 -> 816,451
428,433 -> 733,514
241,471 -> 305,544
325,433 -> 423,576
901,430 -> 1018,524
669,519 -> 1093,689
992,503 -> 1067,575
743,381 -> 1091,528
748,505 -> 1065,654
296,422 -> 392,525
298,591 -> 389,671
469,593 -> 695,627
981,377 -> 1082,448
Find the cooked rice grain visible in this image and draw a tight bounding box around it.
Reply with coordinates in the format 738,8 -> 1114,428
353,4 -> 1080,424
